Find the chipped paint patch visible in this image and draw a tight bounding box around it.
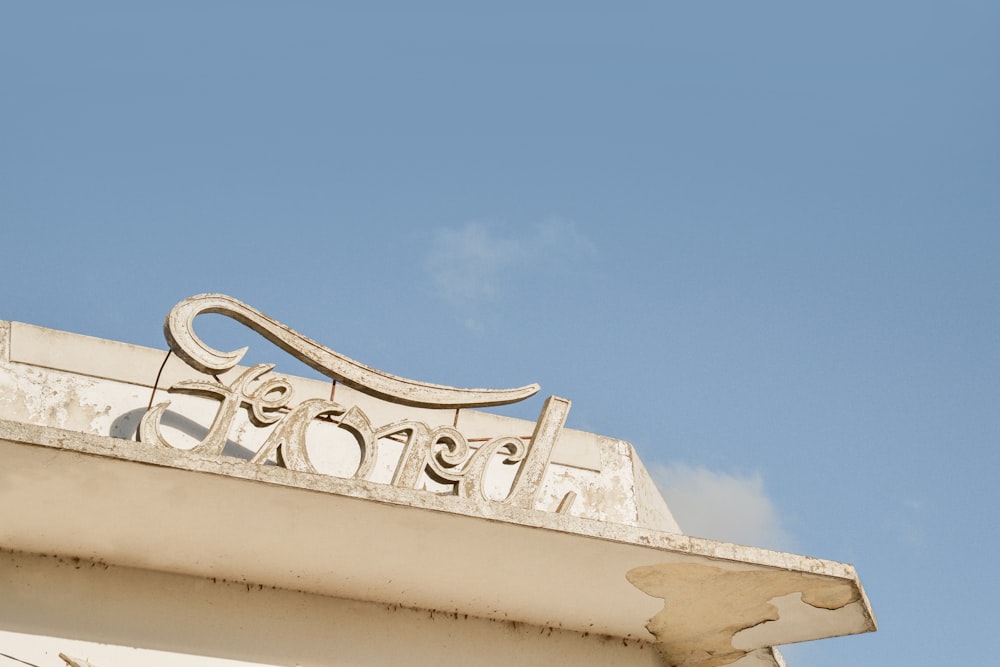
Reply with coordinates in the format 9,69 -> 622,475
0,364 -> 126,434
626,562 -> 873,667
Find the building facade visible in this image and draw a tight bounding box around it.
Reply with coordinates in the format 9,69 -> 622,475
0,294 -> 875,667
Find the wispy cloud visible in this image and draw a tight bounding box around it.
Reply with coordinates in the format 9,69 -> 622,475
425,220 -> 597,316
652,463 -> 795,551
426,222 -> 528,306
885,496 -> 926,549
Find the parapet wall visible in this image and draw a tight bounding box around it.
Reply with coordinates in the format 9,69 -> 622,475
0,318 -> 679,532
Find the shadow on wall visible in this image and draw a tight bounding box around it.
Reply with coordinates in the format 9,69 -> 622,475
109,408 -> 255,460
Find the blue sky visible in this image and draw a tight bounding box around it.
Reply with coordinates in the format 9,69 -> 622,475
2,3 -> 998,665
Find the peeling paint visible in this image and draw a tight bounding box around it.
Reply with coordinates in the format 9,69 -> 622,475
0,364 -> 123,434
626,562 -> 871,667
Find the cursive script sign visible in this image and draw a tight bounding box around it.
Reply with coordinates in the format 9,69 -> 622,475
140,294 -> 574,513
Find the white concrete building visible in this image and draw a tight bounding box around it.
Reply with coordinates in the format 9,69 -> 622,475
0,294 -> 875,667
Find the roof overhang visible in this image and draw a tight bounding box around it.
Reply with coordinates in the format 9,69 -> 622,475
0,418 -> 875,665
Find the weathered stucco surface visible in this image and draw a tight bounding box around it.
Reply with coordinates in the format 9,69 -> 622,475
0,299 -> 876,666
0,318 -> 680,532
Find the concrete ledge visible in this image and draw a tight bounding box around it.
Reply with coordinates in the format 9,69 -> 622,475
0,418 -> 875,655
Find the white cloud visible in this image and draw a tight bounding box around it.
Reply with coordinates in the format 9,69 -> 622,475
425,219 -> 597,311
652,463 -> 795,551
